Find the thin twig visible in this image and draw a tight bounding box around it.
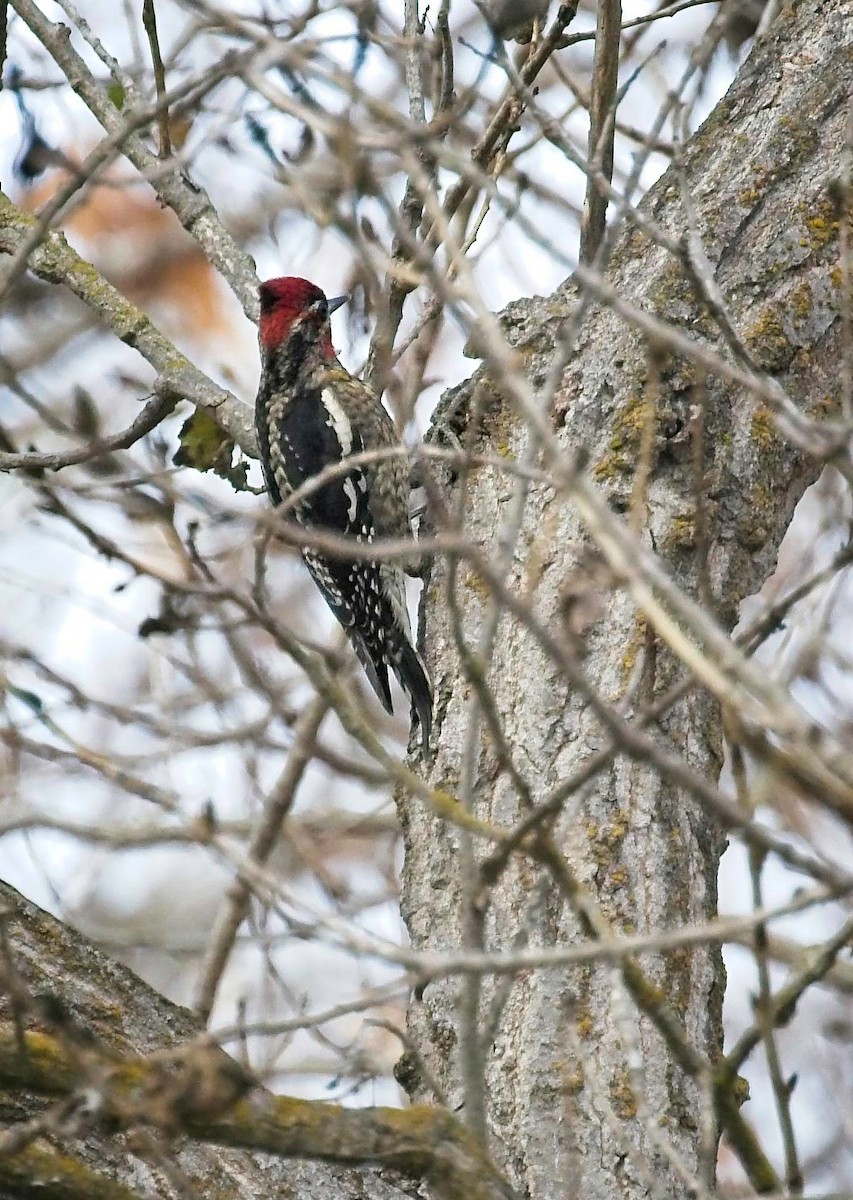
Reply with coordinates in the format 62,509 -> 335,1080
195,693 -> 331,1022
141,0 -> 171,157
579,0 -> 622,262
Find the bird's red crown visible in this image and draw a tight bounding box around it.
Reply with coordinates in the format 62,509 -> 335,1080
258,276 -> 336,354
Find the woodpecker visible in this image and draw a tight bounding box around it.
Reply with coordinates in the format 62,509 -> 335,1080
255,276 -> 433,747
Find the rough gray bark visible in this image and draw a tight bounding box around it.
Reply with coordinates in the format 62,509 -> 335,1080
403,2 -> 852,1197
0,880 -> 420,1200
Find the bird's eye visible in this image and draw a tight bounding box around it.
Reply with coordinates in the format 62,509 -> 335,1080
309,297 -> 328,317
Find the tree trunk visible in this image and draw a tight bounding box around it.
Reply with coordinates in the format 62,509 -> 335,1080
402,2 -> 852,1197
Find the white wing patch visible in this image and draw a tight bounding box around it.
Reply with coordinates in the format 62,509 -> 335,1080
343,477 -> 359,523
321,387 -> 353,456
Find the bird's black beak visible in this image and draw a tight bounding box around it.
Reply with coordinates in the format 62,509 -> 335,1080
327,295 -> 347,314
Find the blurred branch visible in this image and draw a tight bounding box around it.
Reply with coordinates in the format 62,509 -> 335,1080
427,0 -> 581,242
559,0 -> 718,47
364,0 -> 432,398
0,878 -> 482,1200
0,384 -> 177,471
0,190 -> 255,456
8,0 -> 258,316
0,1026 -> 519,1200
0,5 -> 7,97
195,692 -> 332,1022
213,980 -> 409,1044
141,0 -> 170,158
0,1142 -> 148,1200
579,0 -> 622,262
0,810 -> 398,852
724,909 -> 853,1077
747,844 -> 803,1193
729,929 -> 853,993
0,47 -> 244,304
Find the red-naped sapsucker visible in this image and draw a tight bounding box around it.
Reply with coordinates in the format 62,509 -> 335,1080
255,276 -> 433,746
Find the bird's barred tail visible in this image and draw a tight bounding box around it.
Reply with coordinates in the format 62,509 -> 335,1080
350,632 -> 394,715
393,638 -> 433,752
348,628 -> 432,752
